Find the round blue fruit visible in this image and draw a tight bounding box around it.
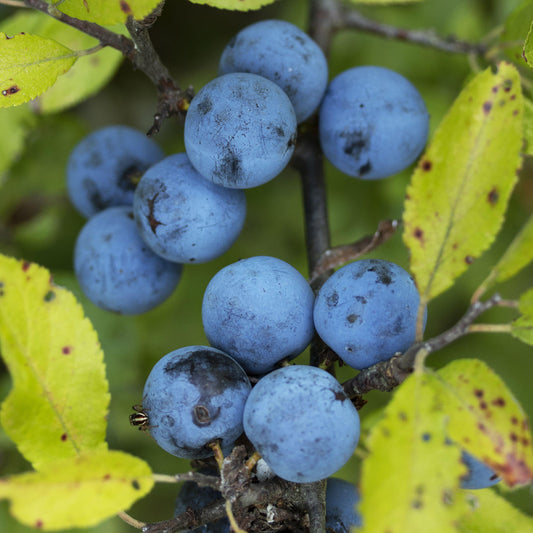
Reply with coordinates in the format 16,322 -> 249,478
243,365 -> 360,483
142,346 -> 251,459
202,256 -> 315,375
319,66 -> 429,179
74,206 -> 181,314
314,259 -> 423,370
326,478 -> 362,532
184,73 -> 297,188
460,450 -> 500,490
174,469 -> 230,533
219,19 -> 328,123
67,125 -> 164,218
133,153 -> 246,264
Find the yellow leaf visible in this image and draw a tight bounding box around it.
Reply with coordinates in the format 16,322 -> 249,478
359,372 -> 469,533
0,254 -> 110,470
0,450 -> 153,530
0,33 -> 77,108
403,62 -> 523,303
436,359 -> 533,487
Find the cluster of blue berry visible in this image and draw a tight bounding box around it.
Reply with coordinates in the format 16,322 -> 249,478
66,19 -> 498,531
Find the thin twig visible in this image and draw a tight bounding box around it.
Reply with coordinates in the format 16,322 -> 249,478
342,293 -> 504,398
118,511 -> 146,530
309,219 -> 399,284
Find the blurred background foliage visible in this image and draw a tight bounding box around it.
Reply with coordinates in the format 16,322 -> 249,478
0,0 -> 531,531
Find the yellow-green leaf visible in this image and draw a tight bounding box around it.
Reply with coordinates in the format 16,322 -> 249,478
0,254 -> 110,471
187,0 -> 278,11
436,359 -> 533,487
0,450 -> 153,530
475,214 -> 533,298
403,62 -> 523,303
0,105 -> 36,181
45,0 -> 162,25
459,488 -> 533,533
0,33 -> 77,108
359,372 -> 468,533
0,11 -> 123,113
511,288 -> 533,345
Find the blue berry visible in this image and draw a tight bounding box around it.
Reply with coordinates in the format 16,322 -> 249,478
184,73 -> 297,189
174,470 -> 230,533
142,346 -> 251,459
326,478 -> 362,532
133,153 -> 246,264
460,450 -> 500,490
319,66 -> 429,179
219,20 -> 328,123
313,259 -> 423,370
202,256 -> 315,375
67,125 -> 164,218
243,365 -> 360,483
74,206 -> 181,314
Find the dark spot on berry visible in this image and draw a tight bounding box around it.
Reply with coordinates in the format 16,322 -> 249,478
217,151 -> 242,185
44,290 -> 55,302
346,314 -> 358,324
488,187 -> 499,205
146,193 -> 163,234
340,130 -> 367,158
355,296 -> 367,304
489,473 -> 499,481
326,291 -> 339,307
368,262 -> 393,285
359,161 -> 372,175
483,101 -> 492,114
197,97 -> 213,115
118,163 -> 143,192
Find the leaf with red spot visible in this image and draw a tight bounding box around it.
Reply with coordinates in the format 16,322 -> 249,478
435,359 -> 533,487
0,33 -> 77,108
474,214 -> 533,299
511,288 -> 533,346
359,371 -> 469,533
403,62 -> 523,304
0,254 -> 110,471
0,450 -> 153,530
42,0 -> 162,25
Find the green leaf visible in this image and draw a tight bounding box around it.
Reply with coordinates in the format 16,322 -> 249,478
0,450 -> 154,530
359,372 -> 469,533
511,288 -> 533,345
436,359 -> 533,487
0,254 -> 110,471
403,62 -> 523,303
0,11 -> 123,113
458,488 -> 533,532
475,214 -> 533,298
0,33 -> 77,108
0,105 -> 36,181
187,0 -> 279,10
45,0 -> 162,25
502,0 -> 533,68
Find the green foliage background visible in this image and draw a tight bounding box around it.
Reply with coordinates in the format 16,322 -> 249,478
0,0 -> 531,531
